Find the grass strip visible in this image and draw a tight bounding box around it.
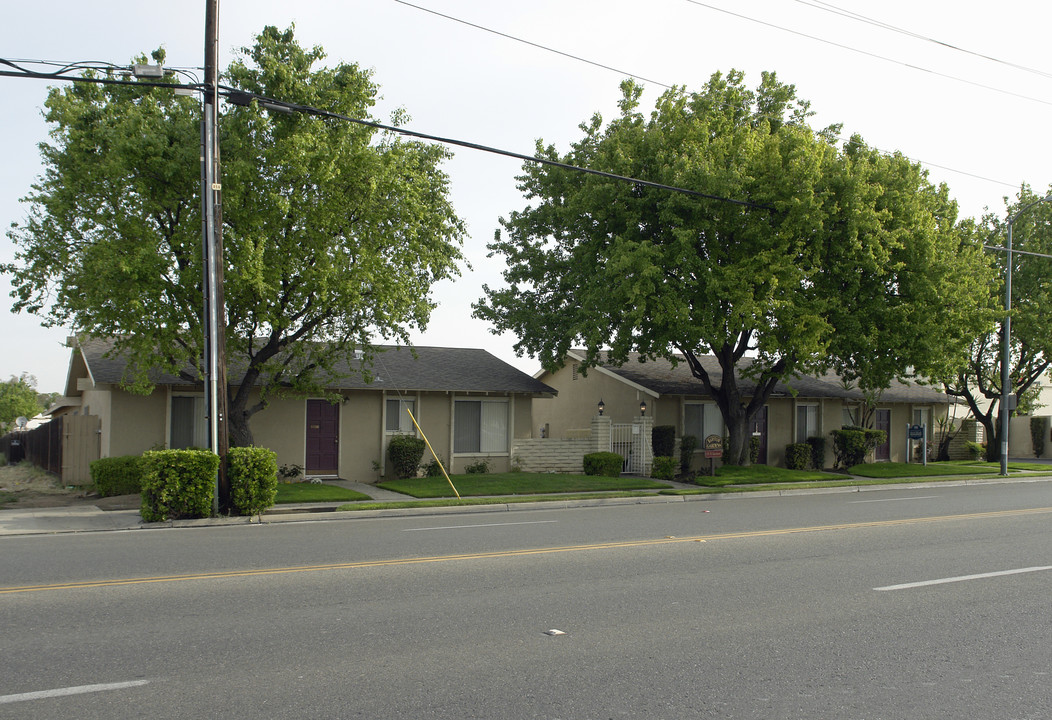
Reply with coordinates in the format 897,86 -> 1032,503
378,473 -> 671,498
275,483 -> 371,504
337,491 -> 660,511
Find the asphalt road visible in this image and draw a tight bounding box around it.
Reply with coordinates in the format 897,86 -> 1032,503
2,481 -> 1051,719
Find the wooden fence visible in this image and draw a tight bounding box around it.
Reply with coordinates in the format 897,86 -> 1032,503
1,415 -> 100,485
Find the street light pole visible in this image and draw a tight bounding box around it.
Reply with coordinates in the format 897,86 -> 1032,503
999,195 -> 1052,476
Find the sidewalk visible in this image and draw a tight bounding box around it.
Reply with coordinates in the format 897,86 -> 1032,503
2,474 -> 1050,537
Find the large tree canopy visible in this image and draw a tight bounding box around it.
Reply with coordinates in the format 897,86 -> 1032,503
475,71 -> 995,464
944,186 -> 1052,463
4,26 -> 466,446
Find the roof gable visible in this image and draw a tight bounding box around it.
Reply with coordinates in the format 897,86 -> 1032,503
560,351 -> 947,404
72,337 -> 555,396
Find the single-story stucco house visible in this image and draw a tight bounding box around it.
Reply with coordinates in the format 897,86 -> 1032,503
532,350 -> 956,469
50,336 -> 556,479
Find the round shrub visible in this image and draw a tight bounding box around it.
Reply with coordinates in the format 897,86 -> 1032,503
228,446 -> 278,518
583,452 -> 623,477
388,434 -> 426,479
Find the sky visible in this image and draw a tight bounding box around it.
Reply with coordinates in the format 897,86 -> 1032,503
2,0 -> 1050,395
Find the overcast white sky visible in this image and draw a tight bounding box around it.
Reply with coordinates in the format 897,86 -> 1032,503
2,0 -> 1050,394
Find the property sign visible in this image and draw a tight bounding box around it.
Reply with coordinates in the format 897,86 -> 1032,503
704,434 -> 723,458
908,424 -> 924,440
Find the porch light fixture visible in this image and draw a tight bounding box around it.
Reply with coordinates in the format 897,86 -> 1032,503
598,399 -> 605,416
640,400 -> 647,417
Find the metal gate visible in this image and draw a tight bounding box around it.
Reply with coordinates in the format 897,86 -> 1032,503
610,423 -> 651,475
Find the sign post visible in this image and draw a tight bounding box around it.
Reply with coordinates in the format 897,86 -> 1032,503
704,434 -> 723,476
907,424 -> 926,467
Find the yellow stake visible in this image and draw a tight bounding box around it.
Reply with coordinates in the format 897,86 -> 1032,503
406,407 -> 460,499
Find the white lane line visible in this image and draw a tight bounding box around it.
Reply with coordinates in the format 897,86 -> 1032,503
403,520 -> 559,532
875,566 -> 1052,591
0,680 -> 150,704
849,496 -> 938,504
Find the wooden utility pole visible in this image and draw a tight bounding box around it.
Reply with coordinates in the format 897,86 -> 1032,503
202,0 -> 230,513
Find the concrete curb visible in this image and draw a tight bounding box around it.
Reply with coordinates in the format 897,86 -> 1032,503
2,473 -> 1051,536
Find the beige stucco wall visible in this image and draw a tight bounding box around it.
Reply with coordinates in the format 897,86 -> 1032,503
535,363 -> 655,438
107,387 -> 167,457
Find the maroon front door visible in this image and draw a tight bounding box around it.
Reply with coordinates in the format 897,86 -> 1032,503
875,409 -> 891,461
750,406 -> 768,465
305,399 -> 339,476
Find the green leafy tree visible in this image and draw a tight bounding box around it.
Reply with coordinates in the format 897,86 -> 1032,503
0,374 -> 46,431
4,27 -> 465,446
475,71 -> 994,464
943,186 -> 1052,463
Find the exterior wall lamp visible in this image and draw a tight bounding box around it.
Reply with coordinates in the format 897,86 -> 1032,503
640,400 -> 647,417
598,399 -> 605,416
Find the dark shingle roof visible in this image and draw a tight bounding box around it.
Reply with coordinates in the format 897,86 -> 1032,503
76,336 -> 554,395
574,351 -> 947,404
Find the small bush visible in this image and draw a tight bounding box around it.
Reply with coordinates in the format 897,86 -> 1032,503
465,459 -> 490,474
831,426 -> 886,468
806,436 -> 825,469
785,443 -> 811,471
651,455 -> 676,481
388,434 -> 426,479
423,459 -> 444,477
964,441 -> 986,461
749,436 -> 761,464
652,426 -> 676,458
140,449 -> 218,522
1030,417 -> 1047,458
584,452 -> 623,477
228,446 -> 278,518
90,455 -> 143,497
679,435 -> 698,475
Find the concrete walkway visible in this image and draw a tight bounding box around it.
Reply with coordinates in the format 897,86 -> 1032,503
2,472 -> 1050,537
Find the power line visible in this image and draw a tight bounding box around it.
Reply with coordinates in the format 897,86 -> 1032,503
794,0 -> 1052,82
390,0 -> 673,89
389,2 -> 1020,191
680,0 -> 1052,108
221,88 -> 772,210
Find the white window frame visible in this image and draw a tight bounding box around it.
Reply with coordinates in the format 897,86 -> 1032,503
453,397 -> 509,455
385,397 -> 417,435
169,392 -> 206,449
796,403 -> 819,444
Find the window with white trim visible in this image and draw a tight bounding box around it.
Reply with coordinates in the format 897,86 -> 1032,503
684,403 -> 723,442
385,398 -> 416,434
171,395 -> 206,449
454,398 -> 508,453
796,404 -> 818,443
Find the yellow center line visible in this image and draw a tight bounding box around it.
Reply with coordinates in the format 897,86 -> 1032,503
3,506 -> 1050,595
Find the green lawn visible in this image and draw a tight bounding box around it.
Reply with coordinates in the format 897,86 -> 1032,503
274,482 -> 371,504
377,473 -> 672,498
338,491 -> 660,512
698,464 -> 832,486
846,460 -> 1052,478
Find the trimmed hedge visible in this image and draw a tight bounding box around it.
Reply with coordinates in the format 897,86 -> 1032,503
651,456 -> 676,481
785,443 -> 811,471
584,452 -> 623,477
140,449 -> 219,522
228,446 -> 278,518
679,434 -> 698,475
652,425 -> 675,458
806,436 -> 826,469
830,426 -> 887,468
388,434 -> 426,479
90,455 -> 143,497
1031,417 -> 1047,458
